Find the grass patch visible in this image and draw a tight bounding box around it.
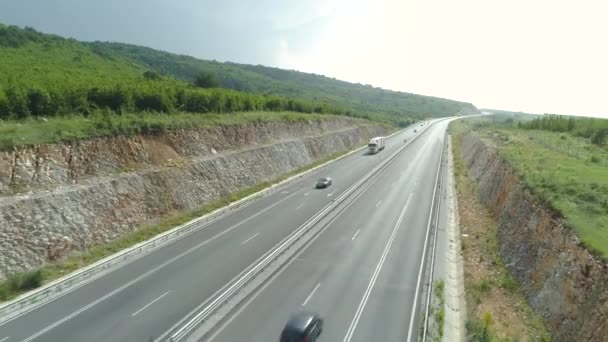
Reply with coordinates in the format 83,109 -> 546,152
472,278 -> 493,295
499,273 -> 518,294
435,279 -> 445,304
0,110 -> 337,150
0,270 -> 43,301
450,119 -> 551,341
466,313 -> 494,342
0,147 -> 352,301
432,279 -> 446,341
473,122 -> 608,259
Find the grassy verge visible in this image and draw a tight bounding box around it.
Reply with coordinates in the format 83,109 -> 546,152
450,120 -> 550,341
488,129 -> 607,258
432,279 -> 446,342
423,279 -> 446,342
455,115 -> 608,258
0,111 -> 341,150
0,148 -> 351,301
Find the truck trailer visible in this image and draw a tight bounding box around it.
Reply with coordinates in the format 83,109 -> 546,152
368,137 -> 385,154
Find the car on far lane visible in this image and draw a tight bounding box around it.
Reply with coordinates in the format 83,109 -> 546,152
280,311 -> 324,342
316,177 -> 332,188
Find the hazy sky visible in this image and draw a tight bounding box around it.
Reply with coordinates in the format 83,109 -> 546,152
1,0 -> 607,118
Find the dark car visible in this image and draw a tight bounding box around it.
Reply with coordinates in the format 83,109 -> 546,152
316,177 -> 332,188
280,311 -> 324,342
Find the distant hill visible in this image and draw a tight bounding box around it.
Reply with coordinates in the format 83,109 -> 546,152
0,24 -> 340,120
0,23 -> 478,125
87,42 -> 478,123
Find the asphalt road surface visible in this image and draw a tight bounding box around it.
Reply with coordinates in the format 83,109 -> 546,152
0,119 -> 446,342
208,120 -> 448,342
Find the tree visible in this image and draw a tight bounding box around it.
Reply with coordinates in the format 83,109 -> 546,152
27,88 -> 51,116
0,90 -> 9,119
591,128 -> 608,146
5,86 -> 30,118
143,70 -> 162,80
567,116 -> 576,131
194,72 -> 220,88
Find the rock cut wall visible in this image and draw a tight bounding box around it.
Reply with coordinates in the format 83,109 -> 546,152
460,133 -> 608,342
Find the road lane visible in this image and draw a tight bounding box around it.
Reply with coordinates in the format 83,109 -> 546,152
209,121 -> 448,342
0,122 -> 437,342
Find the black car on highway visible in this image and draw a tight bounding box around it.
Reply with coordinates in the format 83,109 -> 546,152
280,311 -> 324,342
316,177 -> 332,188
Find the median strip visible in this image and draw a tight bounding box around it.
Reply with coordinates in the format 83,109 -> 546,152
163,122 -> 440,341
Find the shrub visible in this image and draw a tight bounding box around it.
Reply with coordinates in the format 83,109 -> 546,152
466,319 -> 491,342
0,88 -> 9,119
27,87 -> 51,116
143,70 -> 162,80
591,129 -> 608,146
500,273 -> 518,293
194,71 -> 220,88
0,270 -> 44,300
133,91 -> 173,112
5,86 -> 30,118
87,87 -> 132,111
473,279 -> 492,294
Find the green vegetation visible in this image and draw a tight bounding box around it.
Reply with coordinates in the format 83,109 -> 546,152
0,148 -> 352,301
0,270 -> 43,301
0,23 -> 477,148
500,133 -> 608,257
464,114 -> 608,258
0,24 -> 346,123
519,114 -> 608,146
473,279 -> 492,294
0,111 -> 330,149
450,119 -> 551,341
432,279 -> 446,342
86,41 -> 477,125
466,313 -> 494,342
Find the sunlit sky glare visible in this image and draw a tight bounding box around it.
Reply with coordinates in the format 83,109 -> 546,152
1,0 -> 607,118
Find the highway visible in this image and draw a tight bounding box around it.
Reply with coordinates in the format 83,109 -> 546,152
0,119 -> 446,342
207,120 -> 447,342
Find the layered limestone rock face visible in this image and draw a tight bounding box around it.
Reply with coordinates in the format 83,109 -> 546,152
460,133 -> 608,342
0,118 -> 391,279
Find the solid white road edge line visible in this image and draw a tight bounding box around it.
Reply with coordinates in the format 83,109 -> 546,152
131,291 -> 171,317
204,198 -> 359,342
302,283 -> 321,307
201,121 -> 446,342
406,136 -> 445,342
343,193 -> 412,342
204,153 -> 393,342
20,191 -> 300,342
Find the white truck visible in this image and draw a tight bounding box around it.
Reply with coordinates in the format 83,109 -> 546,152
368,136 -> 385,154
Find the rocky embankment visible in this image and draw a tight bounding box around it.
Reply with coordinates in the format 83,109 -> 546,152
460,132 -> 608,342
0,117 -> 390,279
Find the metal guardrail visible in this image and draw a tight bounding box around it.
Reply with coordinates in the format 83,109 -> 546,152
167,120 -> 440,341
0,123 -> 412,324
421,129 -> 449,341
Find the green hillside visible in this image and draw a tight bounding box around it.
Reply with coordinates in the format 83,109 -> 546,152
0,23 -> 477,131
0,24 -> 343,121
87,42 -> 478,123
